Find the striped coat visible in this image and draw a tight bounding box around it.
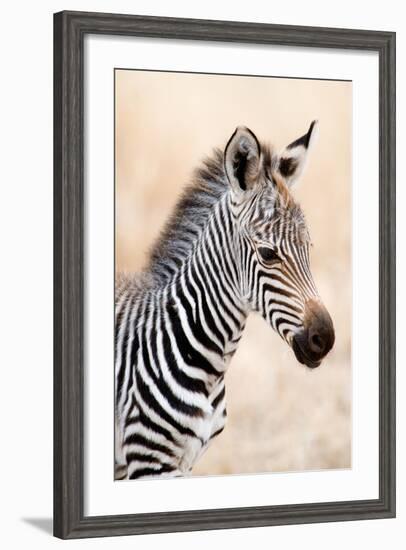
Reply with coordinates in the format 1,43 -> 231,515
115,123 -> 334,480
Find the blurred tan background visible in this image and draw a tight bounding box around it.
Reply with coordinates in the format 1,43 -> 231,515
115,69 -> 352,476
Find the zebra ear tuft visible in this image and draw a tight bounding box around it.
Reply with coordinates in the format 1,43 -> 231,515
224,127 -> 261,193
278,120 -> 318,188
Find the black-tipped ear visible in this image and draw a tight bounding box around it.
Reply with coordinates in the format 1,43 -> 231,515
224,127 -> 261,192
287,120 -> 318,151
278,120 -> 318,187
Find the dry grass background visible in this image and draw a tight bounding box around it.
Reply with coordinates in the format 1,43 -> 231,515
115,69 -> 352,476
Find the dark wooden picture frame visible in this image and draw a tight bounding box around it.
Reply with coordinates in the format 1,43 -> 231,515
54,10 -> 396,539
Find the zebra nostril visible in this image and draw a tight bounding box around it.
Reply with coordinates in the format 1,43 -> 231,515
309,332 -> 324,353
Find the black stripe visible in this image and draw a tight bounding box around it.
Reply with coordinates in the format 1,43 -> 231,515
141,329 -> 204,418
116,298 -> 134,402
166,304 -> 222,377
281,327 -> 292,340
270,308 -> 301,327
267,298 -> 302,315
135,370 -> 200,439
137,408 -> 179,446
210,426 -> 225,439
212,210 -> 241,297
212,386 -> 225,409
191,256 -> 227,347
261,280 -> 299,301
126,452 -> 162,464
211,212 -> 236,287
275,315 -> 301,333
151,303 -> 208,394
200,254 -> 235,339
114,302 -> 126,348
129,464 -> 176,479
124,432 -> 175,457
182,277 -> 223,356
149,306 -> 208,398
203,234 -> 241,332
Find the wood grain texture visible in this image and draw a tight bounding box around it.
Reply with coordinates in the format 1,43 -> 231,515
53,10 -> 396,539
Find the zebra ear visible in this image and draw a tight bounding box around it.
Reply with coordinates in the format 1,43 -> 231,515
224,127 -> 261,193
277,120 -> 318,188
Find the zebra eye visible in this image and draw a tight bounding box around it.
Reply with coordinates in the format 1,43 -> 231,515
257,246 -> 281,265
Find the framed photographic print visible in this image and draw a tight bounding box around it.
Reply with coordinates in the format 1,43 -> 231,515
54,10 -> 396,539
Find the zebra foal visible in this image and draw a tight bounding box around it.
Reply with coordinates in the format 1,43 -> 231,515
115,122 -> 335,480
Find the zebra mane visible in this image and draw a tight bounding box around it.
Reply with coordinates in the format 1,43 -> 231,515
146,148 -> 229,284
141,140 -> 287,287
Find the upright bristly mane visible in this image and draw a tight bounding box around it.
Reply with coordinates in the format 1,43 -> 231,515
146,148 -> 229,285
130,141 -> 276,289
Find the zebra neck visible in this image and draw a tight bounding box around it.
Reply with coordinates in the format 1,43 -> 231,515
160,199 -> 248,381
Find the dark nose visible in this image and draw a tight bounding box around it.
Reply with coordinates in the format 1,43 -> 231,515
291,299 -> 335,369
305,299 -> 335,358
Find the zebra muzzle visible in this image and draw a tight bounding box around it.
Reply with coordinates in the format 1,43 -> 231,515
292,299 -> 335,368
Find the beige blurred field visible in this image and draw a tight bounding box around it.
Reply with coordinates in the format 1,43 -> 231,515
115,69 -> 352,476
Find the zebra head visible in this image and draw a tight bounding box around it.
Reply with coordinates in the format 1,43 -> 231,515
224,122 -> 335,368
